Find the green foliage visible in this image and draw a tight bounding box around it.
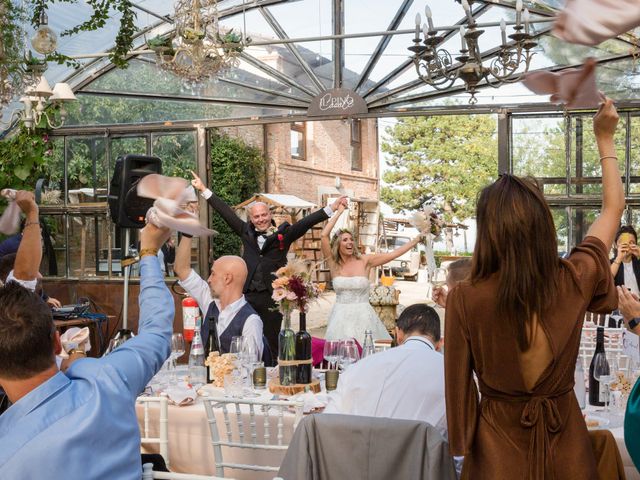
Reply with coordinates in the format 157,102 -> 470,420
381,114 -> 497,226
1,0 -> 28,88
31,0 -> 137,69
0,127 -> 52,187
209,133 -> 264,258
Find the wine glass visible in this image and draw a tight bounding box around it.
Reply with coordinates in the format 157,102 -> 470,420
170,333 -> 185,383
340,343 -> 360,371
431,267 -> 447,289
593,353 -> 614,413
241,337 -> 260,397
323,340 -> 339,370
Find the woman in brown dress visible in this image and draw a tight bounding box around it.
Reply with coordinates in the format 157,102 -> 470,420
445,99 -> 624,480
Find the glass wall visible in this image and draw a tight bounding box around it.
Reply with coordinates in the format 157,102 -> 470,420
41,131 -> 197,279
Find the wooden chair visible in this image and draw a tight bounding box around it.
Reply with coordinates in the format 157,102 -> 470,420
202,395 -> 304,477
137,395 -> 170,469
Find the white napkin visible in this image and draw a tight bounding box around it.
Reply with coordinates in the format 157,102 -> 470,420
59,327 -> 91,359
165,382 -> 197,406
0,189 -> 21,235
137,175 -> 216,237
291,391 -> 329,413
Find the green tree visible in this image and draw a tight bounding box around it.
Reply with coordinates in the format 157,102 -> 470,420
381,114 -> 497,250
209,132 -> 264,258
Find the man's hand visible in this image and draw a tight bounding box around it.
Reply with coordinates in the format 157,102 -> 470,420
330,195 -> 348,212
617,286 -> 640,320
432,286 -> 447,308
15,190 -> 38,218
190,170 -> 206,193
46,297 -> 62,309
140,224 -> 171,252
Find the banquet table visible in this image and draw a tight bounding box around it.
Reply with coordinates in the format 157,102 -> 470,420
136,387 -> 297,480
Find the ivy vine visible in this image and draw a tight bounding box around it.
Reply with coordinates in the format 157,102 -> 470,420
31,0 -> 137,69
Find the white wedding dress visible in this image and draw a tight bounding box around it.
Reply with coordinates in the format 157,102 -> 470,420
325,276 -> 392,345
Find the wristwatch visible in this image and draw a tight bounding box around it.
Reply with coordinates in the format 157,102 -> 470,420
628,317 -> 640,330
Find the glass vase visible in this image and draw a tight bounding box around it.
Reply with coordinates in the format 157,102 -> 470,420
278,309 -> 297,385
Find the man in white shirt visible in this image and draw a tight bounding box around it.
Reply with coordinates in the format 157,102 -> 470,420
324,303 -> 446,435
174,241 -> 265,360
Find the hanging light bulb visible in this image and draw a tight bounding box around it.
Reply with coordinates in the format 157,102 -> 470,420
31,11 -> 58,55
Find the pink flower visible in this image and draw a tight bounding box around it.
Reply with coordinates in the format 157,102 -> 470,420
272,276 -> 289,288
286,291 -> 298,301
272,288 -> 286,301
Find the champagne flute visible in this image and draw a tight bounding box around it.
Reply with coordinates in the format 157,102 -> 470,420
593,353 -> 614,413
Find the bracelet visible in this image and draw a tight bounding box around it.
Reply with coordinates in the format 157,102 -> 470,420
139,248 -> 159,258
23,220 -> 40,228
600,155 -> 618,162
68,348 -> 86,356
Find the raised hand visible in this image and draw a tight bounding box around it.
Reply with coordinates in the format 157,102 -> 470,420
432,286 -> 447,308
331,195 -> 348,212
190,170 -> 206,193
593,98 -> 619,139
140,223 -> 172,252
15,190 -> 38,217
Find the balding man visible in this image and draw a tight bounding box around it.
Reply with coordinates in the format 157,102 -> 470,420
191,171 -> 346,361
175,246 -> 266,361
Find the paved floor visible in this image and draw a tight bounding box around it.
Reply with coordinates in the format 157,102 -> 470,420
287,278 -> 445,338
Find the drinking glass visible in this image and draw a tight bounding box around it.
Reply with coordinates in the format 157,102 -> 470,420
594,353 -> 614,413
241,337 -> 260,397
340,344 -> 360,371
230,336 -> 244,357
431,268 -> 447,288
323,340 -> 339,370
170,333 -> 185,383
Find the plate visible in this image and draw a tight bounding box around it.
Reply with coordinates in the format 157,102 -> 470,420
584,414 -> 610,430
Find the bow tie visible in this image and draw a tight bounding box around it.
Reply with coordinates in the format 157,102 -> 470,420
256,231 -> 268,239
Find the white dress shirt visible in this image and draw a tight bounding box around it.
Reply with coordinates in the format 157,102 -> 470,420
178,269 -> 263,357
324,335 -> 447,436
200,189 -> 334,250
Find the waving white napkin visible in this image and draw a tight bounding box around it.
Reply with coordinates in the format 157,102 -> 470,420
522,58 -> 604,109
137,174 -> 216,237
165,382 -> 197,406
0,189 -> 21,235
59,327 -> 91,359
553,0 -> 640,46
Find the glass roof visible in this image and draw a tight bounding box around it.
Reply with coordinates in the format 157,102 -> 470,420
3,0 -> 640,130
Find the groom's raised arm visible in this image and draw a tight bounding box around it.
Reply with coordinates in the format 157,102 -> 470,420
191,171 -> 245,235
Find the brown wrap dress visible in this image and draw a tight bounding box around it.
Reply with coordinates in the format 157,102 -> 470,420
445,237 -> 617,480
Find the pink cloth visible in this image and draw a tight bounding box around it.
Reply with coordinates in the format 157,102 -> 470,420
553,0 -> 640,46
311,337 -> 362,367
522,58 -> 604,109
0,189 -> 20,235
137,175 -> 216,237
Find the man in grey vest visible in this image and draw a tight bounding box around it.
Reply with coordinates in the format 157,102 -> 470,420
174,248 -> 269,362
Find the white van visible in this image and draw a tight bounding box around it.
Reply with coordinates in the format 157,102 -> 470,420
379,231 -> 422,281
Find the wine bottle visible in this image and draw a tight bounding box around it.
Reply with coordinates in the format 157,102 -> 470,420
295,312 -> 312,384
205,318 -> 220,383
588,326 -> 605,407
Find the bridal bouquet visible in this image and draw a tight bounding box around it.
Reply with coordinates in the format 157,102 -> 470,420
271,258 -> 323,314
410,205 -> 444,238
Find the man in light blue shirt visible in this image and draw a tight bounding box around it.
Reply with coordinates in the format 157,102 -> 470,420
0,221 -> 174,480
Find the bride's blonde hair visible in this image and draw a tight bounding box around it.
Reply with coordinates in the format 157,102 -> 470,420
330,228 -> 361,265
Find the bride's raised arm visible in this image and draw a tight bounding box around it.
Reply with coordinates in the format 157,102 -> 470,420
365,233 -> 423,269
321,203 -> 347,267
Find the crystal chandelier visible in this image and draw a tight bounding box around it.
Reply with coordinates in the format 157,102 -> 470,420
151,0 -> 249,83
409,0 -> 537,104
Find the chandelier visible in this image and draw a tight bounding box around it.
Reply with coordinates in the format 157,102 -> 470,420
409,0 -> 537,104
150,0 -> 249,83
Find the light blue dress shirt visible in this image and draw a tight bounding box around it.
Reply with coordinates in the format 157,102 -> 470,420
0,256 -> 174,480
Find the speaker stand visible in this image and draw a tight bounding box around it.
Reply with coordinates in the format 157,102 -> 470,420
122,228 -> 131,329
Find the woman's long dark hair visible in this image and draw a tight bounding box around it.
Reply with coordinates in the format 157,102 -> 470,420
471,174 -> 561,351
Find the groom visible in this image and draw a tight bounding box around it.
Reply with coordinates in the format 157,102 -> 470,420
191,172 -> 346,362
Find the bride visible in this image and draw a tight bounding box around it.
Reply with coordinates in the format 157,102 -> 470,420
321,202 -> 425,344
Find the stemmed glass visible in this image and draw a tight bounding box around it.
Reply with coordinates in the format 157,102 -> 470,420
431,267 -> 447,289
593,353 -> 615,413
323,340 -> 339,370
170,333 -> 185,383
339,342 -> 360,371
241,337 -> 260,397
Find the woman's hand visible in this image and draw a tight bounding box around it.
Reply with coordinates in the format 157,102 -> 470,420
616,243 -> 630,263
593,98 -> 619,139
190,170 -> 206,192
432,286 -> 448,308
630,244 -> 640,259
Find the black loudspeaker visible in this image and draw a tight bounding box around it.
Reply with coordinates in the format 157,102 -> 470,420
108,154 -> 162,228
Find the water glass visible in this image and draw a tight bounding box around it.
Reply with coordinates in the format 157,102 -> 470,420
431,268 -> 447,288
230,336 -> 244,357
170,333 -> 186,383
224,369 -> 243,398
323,340 -> 339,370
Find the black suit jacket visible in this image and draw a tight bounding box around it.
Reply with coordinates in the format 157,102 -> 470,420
612,256 -> 640,288
206,191 -> 329,293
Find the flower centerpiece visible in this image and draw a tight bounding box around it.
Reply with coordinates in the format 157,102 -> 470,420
272,259 -> 323,385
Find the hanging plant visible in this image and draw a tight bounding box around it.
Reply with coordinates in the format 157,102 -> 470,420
31,0 -> 137,69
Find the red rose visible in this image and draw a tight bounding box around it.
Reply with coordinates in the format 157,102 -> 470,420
278,233 -> 284,251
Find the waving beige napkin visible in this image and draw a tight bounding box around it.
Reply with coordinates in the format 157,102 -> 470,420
137,174 -> 216,237
59,327 -> 91,359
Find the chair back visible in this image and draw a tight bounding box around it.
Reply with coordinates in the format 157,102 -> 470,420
202,395 -> 304,477
141,462 -> 227,480
137,395 -> 170,468
579,327 -> 629,372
